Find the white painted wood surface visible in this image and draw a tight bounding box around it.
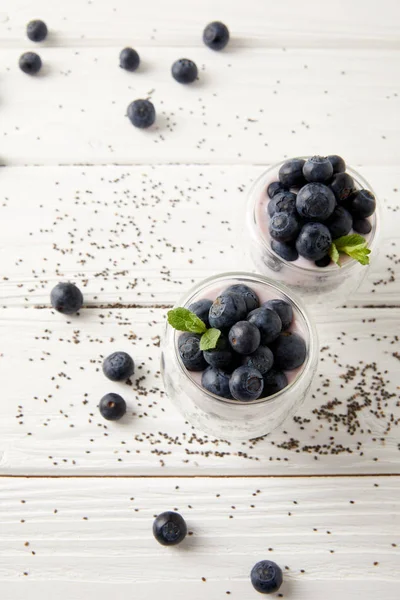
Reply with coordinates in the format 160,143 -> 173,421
1,0 -> 400,597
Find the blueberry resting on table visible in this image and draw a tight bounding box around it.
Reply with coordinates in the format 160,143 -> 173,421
278,158 -> 306,188
119,47 -> 140,71
209,292 -> 247,330
247,307 -> 282,345
228,321 -> 261,355
229,366 -> 264,401
243,346 -> 274,375
178,332 -> 207,371
202,367 -> 232,398
26,20 -> 48,42
203,21 -> 230,50
19,52 -> 42,74
153,511 -> 187,546
303,155 -> 333,183
102,351 -> 134,381
262,298 -> 293,330
296,183 -> 336,222
50,282 -> 83,314
127,99 -> 156,128
251,560 -> 283,594
296,222 -> 332,261
271,332 -> 306,371
99,393 -> 126,421
171,58 -> 198,84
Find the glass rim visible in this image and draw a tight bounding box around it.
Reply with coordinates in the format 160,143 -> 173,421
247,158 -> 380,274
171,271 -> 319,407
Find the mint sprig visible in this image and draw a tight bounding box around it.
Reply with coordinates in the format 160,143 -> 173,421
167,307 -> 221,350
329,234 -> 371,267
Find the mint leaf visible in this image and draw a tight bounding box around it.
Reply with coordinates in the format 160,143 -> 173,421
200,328 -> 221,351
329,242 -> 340,267
345,246 -> 371,265
167,308 -> 207,334
333,234 -> 371,266
334,234 -> 367,250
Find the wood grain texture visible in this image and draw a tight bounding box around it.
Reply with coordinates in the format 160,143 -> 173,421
0,48 -> 399,165
1,307 -> 399,475
1,165 -> 398,308
0,476 -> 398,599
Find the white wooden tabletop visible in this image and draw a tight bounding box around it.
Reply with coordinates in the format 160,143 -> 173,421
1,1 -> 399,598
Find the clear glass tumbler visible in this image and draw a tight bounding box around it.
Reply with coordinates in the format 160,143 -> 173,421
161,272 -> 319,440
246,159 -> 380,306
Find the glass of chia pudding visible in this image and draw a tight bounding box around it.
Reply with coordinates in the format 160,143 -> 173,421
161,272 -> 318,440
246,156 -> 380,306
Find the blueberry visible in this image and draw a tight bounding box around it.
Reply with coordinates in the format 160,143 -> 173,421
327,154 -> 346,174
267,191 -> 297,217
267,181 -> 287,199
250,560 -> 283,594
269,212 -> 300,242
296,222 -> 332,261
228,321 -> 261,355
315,255 -> 331,268
353,218 -> 372,235
178,332 -> 207,371
243,346 -> 274,375
201,367 -> 232,398
262,369 -> 288,397
262,299 -> 293,331
19,52 -> 42,75
119,47 -> 140,71
209,293 -> 247,330
50,282 -> 83,314
229,366 -> 264,401
99,393 -> 126,421
326,206 -> 353,239
271,332 -> 306,370
203,334 -> 234,370
296,183 -> 336,222
330,172 -> 356,203
247,307 -> 282,345
127,99 -> 155,128
153,511 -> 187,546
171,59 -> 198,84
271,240 -> 299,262
223,284 -> 260,312
102,351 -> 134,381
188,298 -> 213,329
303,156 -> 333,183
26,20 -> 48,42
278,158 -> 306,187
346,189 -> 376,219
203,21 -> 229,51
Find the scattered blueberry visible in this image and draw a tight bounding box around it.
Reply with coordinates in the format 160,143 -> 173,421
346,189 -> 376,219
102,351 -> 134,381
267,191 -> 297,217
278,158 -> 306,188
251,560 -> 283,594
202,367 -> 232,398
127,99 -> 155,128
296,183 -> 336,222
353,218 -> 372,235
171,59 -> 198,84
188,298 -> 213,329
271,332 -> 306,370
203,334 -> 234,370
267,181 -> 287,198
119,47 -> 140,71
228,321 -> 261,355
262,299 -> 293,330
269,212 -> 300,242
243,346 -> 274,375
315,255 -> 331,268
327,154 -> 346,174
303,155 -> 333,183
330,172 -> 355,203
262,369 -> 288,397
27,20 -> 48,42
271,240 -> 299,262
209,292 -> 247,330
19,52 -> 42,75
326,206 -> 353,239
178,332 -> 207,371
296,222 -> 332,261
224,284 -> 259,312
99,393 -> 126,421
203,21 -> 229,51
153,512 -> 187,546
50,282 -> 83,314
247,307 -> 282,345
229,366 -> 264,401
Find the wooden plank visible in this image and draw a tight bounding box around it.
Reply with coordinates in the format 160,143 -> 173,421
1,0 -> 399,48
0,165 -> 398,307
0,476 -> 398,599
0,48 -> 399,165
1,307 -> 399,475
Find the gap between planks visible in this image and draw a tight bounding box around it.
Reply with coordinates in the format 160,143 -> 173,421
0,473 -> 399,479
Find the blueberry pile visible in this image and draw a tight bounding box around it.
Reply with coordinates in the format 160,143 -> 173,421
178,284 -> 306,401
266,155 -> 376,266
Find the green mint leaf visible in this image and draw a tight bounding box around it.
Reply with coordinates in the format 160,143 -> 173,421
329,243 -> 340,267
344,246 -> 371,265
334,234 -> 367,251
200,328 -> 221,351
167,307 -> 207,334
